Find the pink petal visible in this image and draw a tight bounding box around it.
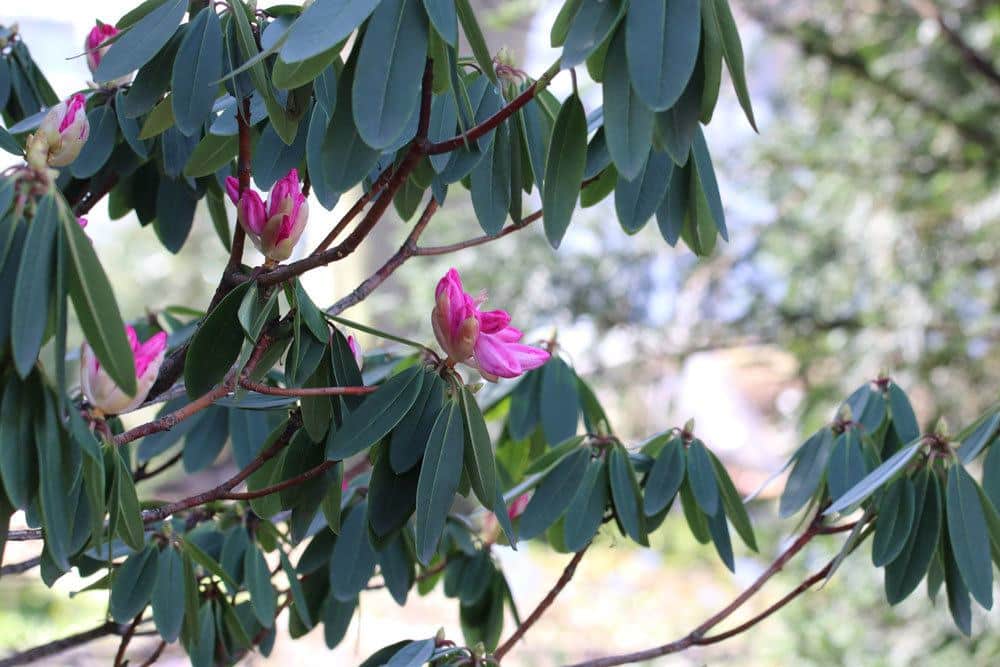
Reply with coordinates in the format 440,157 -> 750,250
224,176 -> 241,205
477,309 -> 511,334
474,333 -> 523,379
59,94 -> 87,133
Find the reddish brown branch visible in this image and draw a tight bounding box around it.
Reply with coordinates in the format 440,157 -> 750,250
113,613 -> 143,667
223,460 -> 335,500
240,379 -> 376,397
0,622 -> 126,667
493,546 -> 590,662
414,209 -> 541,256
113,382 -> 232,446
310,165 -> 395,256
136,640 -> 166,667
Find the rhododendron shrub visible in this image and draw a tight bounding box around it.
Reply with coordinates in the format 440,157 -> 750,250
0,2 -> 997,666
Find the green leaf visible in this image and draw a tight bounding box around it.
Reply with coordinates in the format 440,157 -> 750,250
943,537 -> 972,635
707,503 -> 734,571
708,449 -> 757,551
524,435 -> 586,475
96,0 -> 186,83
615,149 -> 672,234
985,443 -> 1000,512
519,99 -> 552,191
519,446 -> 591,541
154,177 -> 199,253
454,0 -> 497,85
507,370 -> 541,441
679,478 -> 710,543
625,0 -> 700,111
697,0 -> 723,122
385,638 -> 435,667
542,94 -> 587,248
470,120 -> 511,236
352,0 -> 429,150
709,0 -> 756,130
181,538 -> 237,592
69,106 -> 118,179
184,132 -> 238,178
326,366 -> 424,459
885,470 -> 942,604
685,439 -> 719,517
35,393 -> 73,570
172,7 -> 223,135
273,46 -> 339,90
280,0 -> 380,64
422,0 -> 458,46
152,546 -> 185,642
888,383 -> 920,444
115,89 -> 148,159
825,438 -> 923,516
827,430 -> 868,501
279,550 -> 312,628
112,449 -> 146,551
323,594 -> 358,648
872,477 -> 915,567
945,464 -> 993,609
330,502 -> 378,600
551,0 -> 583,47
779,428 -> 834,518
563,458 -> 609,551
139,96 -> 175,139
184,281 -> 252,398
644,437 -> 684,516
415,400 -> 465,564
181,554 -> 200,646
690,128 -> 726,240
540,358 -> 580,444
603,29 -> 654,180
608,444 -> 648,545
244,545 -> 277,628
11,195 -> 57,377
110,545 -> 159,623
459,386 -> 497,507
957,413 -> 1000,463
561,0 -> 626,68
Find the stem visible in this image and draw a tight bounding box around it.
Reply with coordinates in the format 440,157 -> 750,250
113,613 -> 143,667
310,165 -> 395,256
113,382 -> 232,446
240,379 -> 376,397
492,546 -> 589,661
0,622 -> 125,667
423,60 -> 561,155
133,451 -> 183,483
0,556 -> 42,576
223,460 -> 335,500
137,640 -> 167,667
414,209 -> 541,256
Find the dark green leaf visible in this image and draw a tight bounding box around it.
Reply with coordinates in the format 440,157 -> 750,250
518,447 -> 591,541
152,546 -> 185,642
561,0 -> 626,68
244,545 -> 277,628
172,7 -> 223,135
330,502 -> 378,600
280,0 -> 380,64
110,546 -> 159,623
779,428 -> 834,518
11,196 -> 57,377
885,470 -> 942,604
390,372 -> 444,474
112,450 -> 146,551
507,370 -> 541,442
352,0 -> 429,150
422,0 -> 458,46
685,439 -> 719,517
542,94 -> 587,248
524,435 -> 586,475
602,28 -> 654,180
540,358 -> 580,445
944,536 -> 972,635
459,386 -> 497,507
625,0 -> 700,111
825,439 -> 923,516
957,413 -> 1000,464
872,477 -> 915,567
470,120 -> 511,236
615,149 -> 672,234
644,437 -> 684,515
385,638 -> 435,667
378,533 -> 415,605
563,459 -> 608,551
946,464 -> 993,609
327,366 -> 424,459
707,503 -> 734,571
184,282 -> 252,398
708,449 -> 757,551
415,400 -> 464,564
273,47 -> 339,90
608,444 -> 648,545
888,383 -> 920,444
154,177 -> 198,253
322,594 -> 358,648
35,394 -> 73,570
709,0 -> 756,130
63,187 -> 137,395
368,453 -> 420,537
454,0 -> 497,85
96,0 -> 186,83
689,128 -> 726,240
827,430 -> 868,501
184,132 -> 238,178
519,99 -> 552,191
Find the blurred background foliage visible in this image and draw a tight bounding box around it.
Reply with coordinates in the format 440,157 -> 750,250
1,0 -> 998,664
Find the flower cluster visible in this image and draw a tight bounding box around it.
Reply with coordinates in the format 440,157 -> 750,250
432,268 -> 549,381
225,169 -> 310,262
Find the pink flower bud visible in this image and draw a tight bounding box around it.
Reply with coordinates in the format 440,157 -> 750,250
81,325 -> 167,415
431,268 -> 550,381
347,335 -> 364,370
508,493 -> 531,520
225,169 -> 309,262
36,94 -> 90,167
77,217 -> 88,228
85,23 -> 120,78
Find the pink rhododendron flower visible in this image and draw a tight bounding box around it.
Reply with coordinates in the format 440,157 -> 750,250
225,169 -> 309,262
431,268 -> 550,381
32,94 -> 90,168
347,335 -> 363,370
81,325 -> 167,415
85,23 -> 125,83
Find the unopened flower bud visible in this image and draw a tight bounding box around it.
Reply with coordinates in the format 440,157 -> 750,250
225,169 -> 309,262
85,23 -> 127,84
82,325 -> 167,415
35,94 -> 89,167
347,335 -> 363,371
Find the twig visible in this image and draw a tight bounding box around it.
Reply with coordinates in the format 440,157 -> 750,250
0,556 -> 41,576
223,460 -> 335,500
240,379 -> 376,397
0,622 -> 125,667
113,613 -> 143,667
906,0 -> 1000,92
137,640 -> 167,667
310,165 -> 395,256
6,529 -> 43,541
112,382 -> 232,446
133,451 -> 183,483
414,209 -> 541,256
492,547 -> 589,661
563,515 -> 862,667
